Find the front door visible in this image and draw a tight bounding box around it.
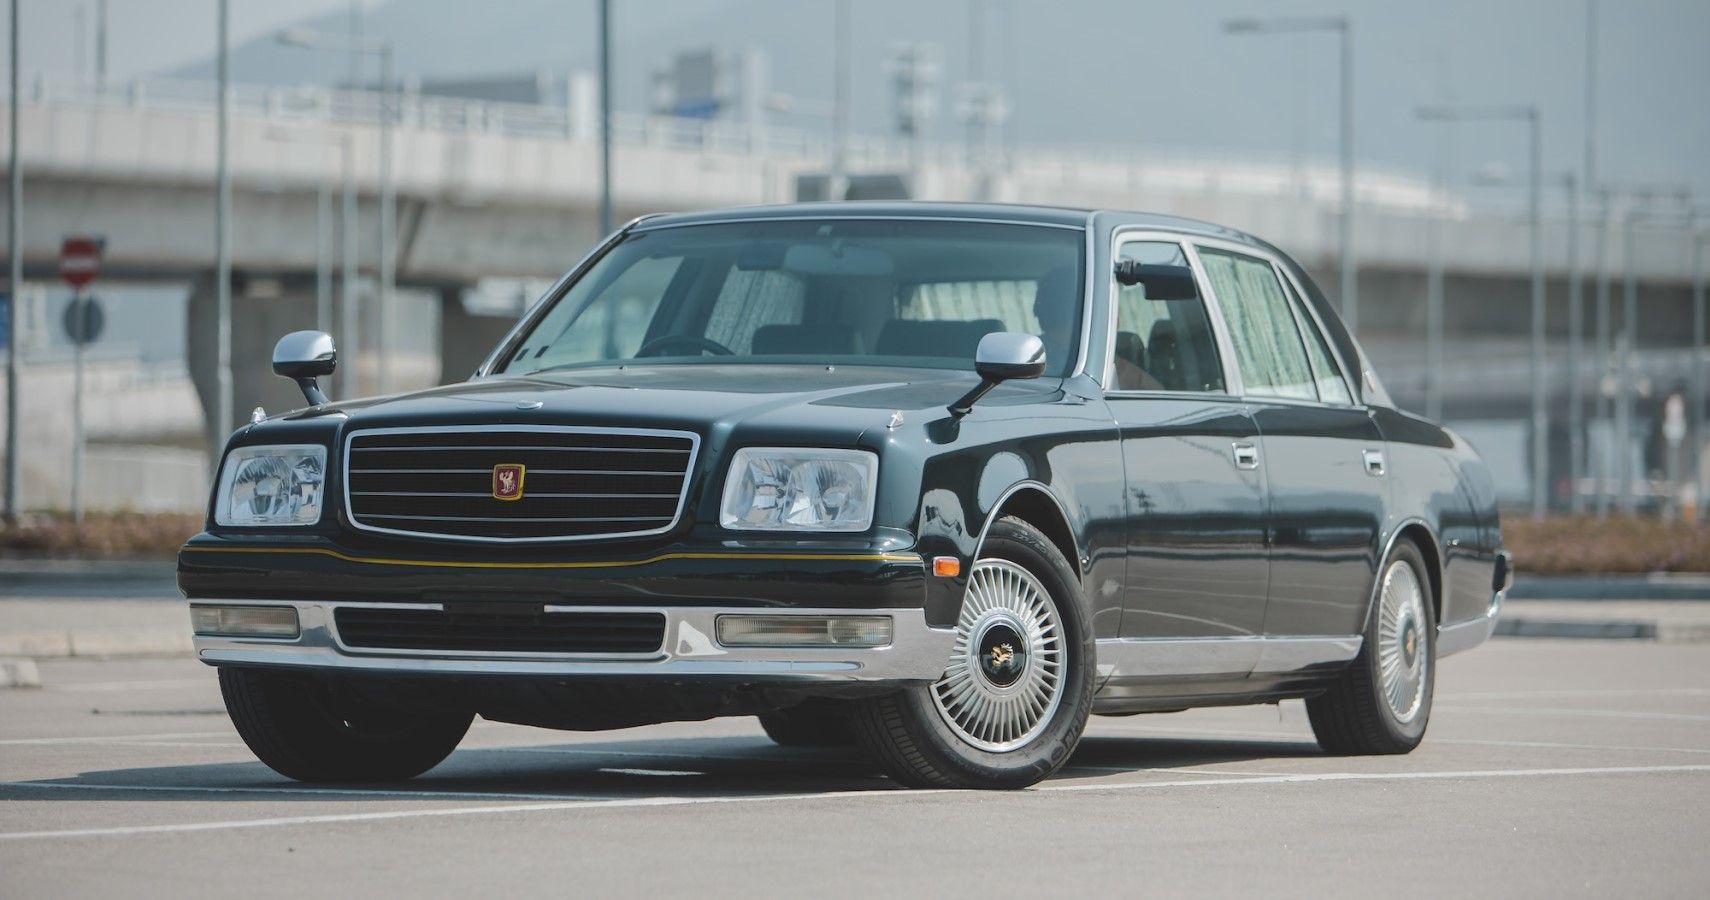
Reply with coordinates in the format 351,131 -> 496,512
1106,238 -> 1270,641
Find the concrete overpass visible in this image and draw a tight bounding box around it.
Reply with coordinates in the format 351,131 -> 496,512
1,77 -> 1705,511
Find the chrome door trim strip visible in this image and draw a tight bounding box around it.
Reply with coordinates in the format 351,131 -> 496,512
1094,634 -> 1362,680
341,424 -> 701,545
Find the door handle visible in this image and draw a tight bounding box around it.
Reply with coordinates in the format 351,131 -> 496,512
1231,441 -> 1259,470
1363,449 -> 1386,477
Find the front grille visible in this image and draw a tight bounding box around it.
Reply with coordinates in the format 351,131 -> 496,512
334,607 -> 667,654
344,426 -> 698,541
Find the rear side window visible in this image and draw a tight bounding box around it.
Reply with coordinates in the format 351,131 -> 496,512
1197,247 -> 1316,401
1110,241 -> 1225,392
1279,274 -> 1353,405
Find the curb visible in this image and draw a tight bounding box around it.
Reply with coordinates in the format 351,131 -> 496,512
1494,616 -> 1710,643
0,629 -> 193,659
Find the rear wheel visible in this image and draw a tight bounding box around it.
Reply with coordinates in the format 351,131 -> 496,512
219,668 -> 472,782
757,699 -> 856,748
849,517 -> 1093,789
1307,539 -> 1436,754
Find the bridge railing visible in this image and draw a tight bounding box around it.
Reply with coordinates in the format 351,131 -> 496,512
18,73 -> 1463,209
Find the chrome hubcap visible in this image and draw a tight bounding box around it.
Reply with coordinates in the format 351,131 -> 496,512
1377,558 -> 1429,724
931,558 -> 1065,752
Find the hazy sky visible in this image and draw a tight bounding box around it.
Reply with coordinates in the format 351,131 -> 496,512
6,0 -> 1708,203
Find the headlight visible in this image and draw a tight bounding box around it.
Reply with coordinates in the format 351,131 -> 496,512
214,444 -> 327,526
719,447 -> 877,532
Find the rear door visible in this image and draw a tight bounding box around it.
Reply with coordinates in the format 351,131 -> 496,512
1193,244 -> 1385,641
1106,237 -> 1271,641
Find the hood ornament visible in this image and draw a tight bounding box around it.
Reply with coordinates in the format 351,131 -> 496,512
250,406 -> 267,424
515,400 -> 544,410
887,410 -> 905,430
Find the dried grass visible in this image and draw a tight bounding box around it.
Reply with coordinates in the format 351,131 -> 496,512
1504,515 -> 1710,575
0,512 -> 203,560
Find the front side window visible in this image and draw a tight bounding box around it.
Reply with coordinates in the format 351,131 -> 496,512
1110,241 -> 1225,392
500,220 -> 1086,377
1197,247 -> 1317,401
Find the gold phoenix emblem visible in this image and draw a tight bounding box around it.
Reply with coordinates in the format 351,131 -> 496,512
989,643 -> 1016,667
491,464 -> 526,501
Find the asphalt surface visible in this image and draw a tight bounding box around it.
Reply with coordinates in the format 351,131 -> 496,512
1,640 -> 1707,898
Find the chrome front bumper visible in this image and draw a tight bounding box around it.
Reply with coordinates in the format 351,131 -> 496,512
190,599 -> 957,682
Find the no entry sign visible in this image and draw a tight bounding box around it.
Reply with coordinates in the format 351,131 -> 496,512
58,235 -> 104,289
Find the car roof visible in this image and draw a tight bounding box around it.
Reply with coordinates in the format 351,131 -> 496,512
630,202 -> 1266,248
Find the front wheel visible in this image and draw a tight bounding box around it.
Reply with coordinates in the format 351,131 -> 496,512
1306,539 -> 1436,754
220,668 -> 473,782
848,517 -> 1094,789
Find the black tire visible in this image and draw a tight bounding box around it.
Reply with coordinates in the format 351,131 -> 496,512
757,699 -> 856,748
219,668 -> 472,782
1307,539 -> 1436,755
848,517 -> 1094,789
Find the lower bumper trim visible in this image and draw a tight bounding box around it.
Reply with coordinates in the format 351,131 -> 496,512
190,600 -> 955,683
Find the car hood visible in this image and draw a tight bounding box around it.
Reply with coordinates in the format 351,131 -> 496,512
287,364 -> 1061,441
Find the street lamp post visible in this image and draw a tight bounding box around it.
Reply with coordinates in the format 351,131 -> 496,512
277,28 -> 396,395
1225,15 -> 1357,333
1418,103 -> 1546,518
215,0 -> 233,459
265,128 -> 357,398
5,0 -> 21,523
596,0 -> 612,233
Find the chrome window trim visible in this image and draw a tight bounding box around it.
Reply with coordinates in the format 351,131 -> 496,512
341,424 -> 701,545
629,214 -> 1087,233
1101,227 -> 1244,397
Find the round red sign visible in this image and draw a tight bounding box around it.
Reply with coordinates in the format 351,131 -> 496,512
58,236 -> 103,289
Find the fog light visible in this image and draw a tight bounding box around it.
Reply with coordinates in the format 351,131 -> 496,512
191,605 -> 299,639
715,615 -> 893,648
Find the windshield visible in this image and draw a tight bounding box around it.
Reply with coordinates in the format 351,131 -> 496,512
498,219 -> 1086,378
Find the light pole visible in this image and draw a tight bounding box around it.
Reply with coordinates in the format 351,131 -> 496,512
828,0 -> 849,202
215,0 -> 232,459
1225,15 -> 1356,333
278,27 -> 395,394
596,0 -> 612,233
1693,220 -> 1708,519
265,128 -> 357,398
4,0 -> 20,523
1418,103 -> 1545,517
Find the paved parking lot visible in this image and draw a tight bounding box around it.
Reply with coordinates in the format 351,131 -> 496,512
2,639 -> 1708,898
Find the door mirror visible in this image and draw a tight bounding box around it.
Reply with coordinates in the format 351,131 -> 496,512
1114,260 -> 1199,300
950,332 -> 1046,417
273,330 -> 336,406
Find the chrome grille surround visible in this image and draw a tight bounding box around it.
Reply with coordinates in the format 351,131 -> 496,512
342,425 -> 700,543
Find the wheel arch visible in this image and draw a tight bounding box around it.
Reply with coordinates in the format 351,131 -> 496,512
1370,518 -> 1445,627
973,482 -> 1082,577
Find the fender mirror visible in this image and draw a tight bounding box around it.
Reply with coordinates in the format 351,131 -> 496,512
949,332 -> 1046,417
273,330 -> 337,406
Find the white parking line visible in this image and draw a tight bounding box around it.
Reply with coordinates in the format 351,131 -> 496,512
595,769 -> 702,777
1,765 -> 1705,842
1437,705 -> 1710,723
1092,721 -> 1710,755
0,780 -> 610,803
1447,688 -> 1710,700
0,731 -> 231,746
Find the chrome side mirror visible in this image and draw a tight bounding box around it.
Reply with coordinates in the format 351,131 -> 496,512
273,330 -> 336,406
949,332 -> 1046,417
